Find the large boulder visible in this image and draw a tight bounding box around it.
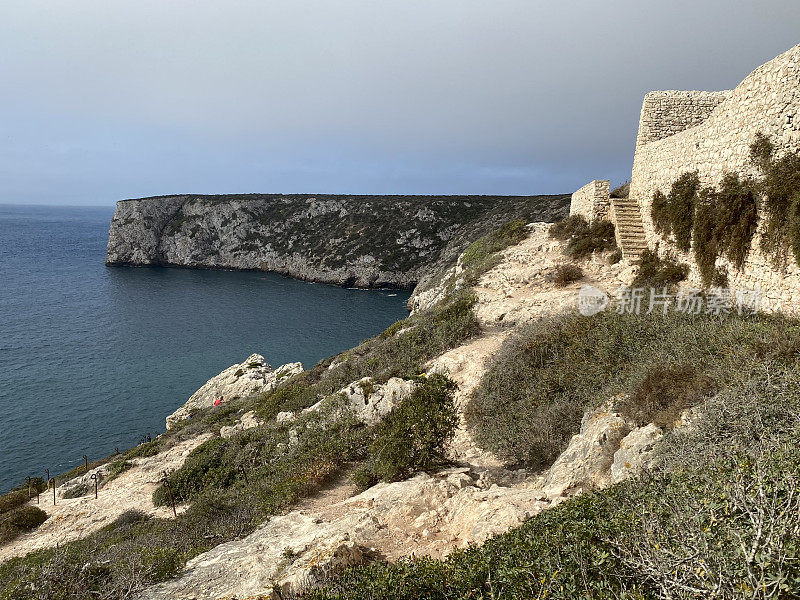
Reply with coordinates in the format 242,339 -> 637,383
337,377 -> 416,425
542,400 -> 632,498
610,423 -> 663,483
166,355 -> 302,429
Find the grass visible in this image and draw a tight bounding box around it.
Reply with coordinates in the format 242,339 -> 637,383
465,309 -> 800,469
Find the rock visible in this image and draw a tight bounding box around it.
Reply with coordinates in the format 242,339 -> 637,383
276,411 -> 296,423
274,538 -> 367,598
610,424 -> 664,483
166,356 -> 302,429
542,401 -> 632,498
315,377 -> 416,425
220,411 -> 265,439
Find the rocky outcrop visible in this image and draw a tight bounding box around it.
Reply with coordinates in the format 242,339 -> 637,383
219,410 -> 265,439
334,377 -> 416,425
165,354 -> 302,429
106,193 -> 569,289
610,423 -> 664,484
137,468 -> 549,600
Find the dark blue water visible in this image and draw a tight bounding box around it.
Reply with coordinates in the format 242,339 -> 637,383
0,204 -> 410,493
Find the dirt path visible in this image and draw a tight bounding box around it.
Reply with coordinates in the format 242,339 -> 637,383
0,434 -> 211,562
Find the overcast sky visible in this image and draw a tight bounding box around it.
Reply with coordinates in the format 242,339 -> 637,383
1,1 -> 799,205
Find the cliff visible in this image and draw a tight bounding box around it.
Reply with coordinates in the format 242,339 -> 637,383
106,193 -> 569,288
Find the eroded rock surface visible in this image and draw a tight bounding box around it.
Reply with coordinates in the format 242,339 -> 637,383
166,355 -> 302,429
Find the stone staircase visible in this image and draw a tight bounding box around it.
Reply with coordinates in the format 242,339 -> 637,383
611,198 -> 648,260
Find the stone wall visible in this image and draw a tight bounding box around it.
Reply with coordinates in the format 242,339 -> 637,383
635,91 -> 732,150
570,180 -> 610,221
629,43 -> 800,312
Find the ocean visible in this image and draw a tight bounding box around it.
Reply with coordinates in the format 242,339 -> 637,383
0,204 -> 410,493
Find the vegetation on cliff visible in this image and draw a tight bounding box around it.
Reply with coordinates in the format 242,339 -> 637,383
549,214 -> 617,259
315,310 -> 800,599
0,261 -> 484,599
650,133 -> 800,285
107,193 -> 570,288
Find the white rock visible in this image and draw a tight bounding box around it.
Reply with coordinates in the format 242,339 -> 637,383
219,411 -> 265,439
166,356 -> 303,429
542,400 -> 632,498
610,423 -> 664,483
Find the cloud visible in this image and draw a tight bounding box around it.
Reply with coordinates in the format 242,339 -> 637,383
0,0 -> 798,204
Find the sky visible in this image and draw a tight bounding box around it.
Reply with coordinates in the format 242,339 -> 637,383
1,1 -> 799,206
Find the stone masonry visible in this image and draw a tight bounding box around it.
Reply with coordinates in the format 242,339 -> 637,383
629,43 -> 800,312
570,180 -> 610,221
634,91 -> 732,150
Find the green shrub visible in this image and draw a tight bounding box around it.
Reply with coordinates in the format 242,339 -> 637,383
607,248 -> 622,265
0,490 -> 30,515
565,220 -> 616,259
466,310 -> 796,468
667,172 -> 700,251
650,190 -> 671,236
549,214 -> 588,241
549,215 -> 617,258
551,263 -> 583,287
617,362 -> 715,428
0,506 -> 48,543
113,509 -> 150,529
62,483 -> 90,499
352,375 -> 457,489
692,188 -> 721,286
631,249 -> 688,290
610,181 -> 630,198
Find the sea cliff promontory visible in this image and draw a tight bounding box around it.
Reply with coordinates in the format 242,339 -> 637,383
105,193 -> 569,288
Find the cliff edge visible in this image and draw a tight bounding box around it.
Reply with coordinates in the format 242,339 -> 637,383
106,193 -> 569,288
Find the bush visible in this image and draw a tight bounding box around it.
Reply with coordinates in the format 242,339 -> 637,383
113,509 -> 150,529
62,483 -> 90,499
667,172 -> 700,251
0,506 -> 47,543
607,248 -> 622,265
549,216 -> 617,259
650,190 -> 671,236
565,220 -> 616,259
0,490 -> 30,515
610,181 -> 630,198
551,263 -> 583,287
548,214 -> 588,241
617,363 -> 715,428
692,174 -> 759,286
466,310 -> 796,468
631,249 -> 688,290
352,375 -> 458,489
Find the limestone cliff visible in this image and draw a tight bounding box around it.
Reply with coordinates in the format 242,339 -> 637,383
106,193 -> 569,288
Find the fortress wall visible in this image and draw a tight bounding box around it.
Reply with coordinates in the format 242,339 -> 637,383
630,43 -> 800,312
570,180 -> 610,221
635,90 -> 733,149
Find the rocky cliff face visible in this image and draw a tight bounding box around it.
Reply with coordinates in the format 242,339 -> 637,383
106,193 -> 569,288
